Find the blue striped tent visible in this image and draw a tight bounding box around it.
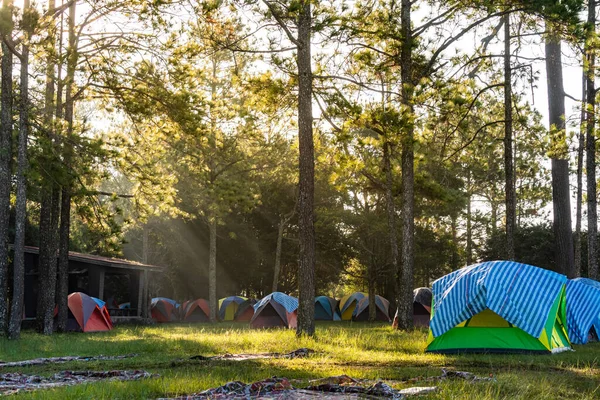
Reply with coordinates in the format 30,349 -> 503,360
566,278 -> 600,344
426,260 -> 571,354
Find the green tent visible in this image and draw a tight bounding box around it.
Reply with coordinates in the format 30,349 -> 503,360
426,261 -> 571,354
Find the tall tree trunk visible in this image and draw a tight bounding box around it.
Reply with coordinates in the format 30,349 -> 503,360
56,188 -> 70,331
272,220 -> 284,293
368,255 -> 376,322
383,140 -> 399,314
296,0 -> 315,337
0,0 -> 13,335
56,0 -> 76,331
504,13 -> 516,261
143,224 -> 149,264
466,171 -> 473,265
55,3 -> 63,122
37,0 -> 57,334
395,0 -> 414,330
272,211 -> 293,293
586,0 -> 598,280
575,70 -> 586,277
450,214 -> 459,268
206,56 -> 219,323
545,24 -> 575,278
208,217 -> 217,322
141,224 -> 149,318
36,190 -> 55,334
8,0 -> 32,340
466,198 -> 473,265
490,199 -> 498,234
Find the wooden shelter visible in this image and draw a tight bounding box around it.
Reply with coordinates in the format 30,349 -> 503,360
22,246 -> 163,321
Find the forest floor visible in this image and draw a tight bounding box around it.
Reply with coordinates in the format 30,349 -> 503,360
0,322 -> 599,399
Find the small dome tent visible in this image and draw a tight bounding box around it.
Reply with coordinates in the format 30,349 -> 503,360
566,278 -> 600,344
181,299 -> 210,322
352,295 -> 391,322
250,292 -> 298,329
219,296 -> 247,321
314,296 -> 341,321
426,261 -> 571,354
62,292 -> 113,332
339,292 -> 365,320
234,299 -> 256,322
151,297 -> 179,323
413,287 -> 433,327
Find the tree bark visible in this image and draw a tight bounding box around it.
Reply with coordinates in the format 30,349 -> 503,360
450,214 -> 460,268
143,224 -> 149,264
466,171 -> 473,265
296,0 -> 315,337
545,24 -> 575,278
37,0 -> 57,335
586,0 -> 598,280
141,224 -> 149,318
466,200 -> 473,265
490,200 -> 497,234
272,211 -> 293,293
208,217 -> 217,322
368,253 -> 376,322
37,190 -> 55,334
8,0 -> 31,340
56,187 -> 70,332
504,13 -> 516,261
272,220 -> 285,293
0,0 -> 14,335
395,0 -> 414,330
383,140 -> 399,314
575,69 -> 586,277
56,0 -> 76,331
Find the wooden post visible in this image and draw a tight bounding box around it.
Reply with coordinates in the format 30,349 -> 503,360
98,270 -> 105,300
142,269 -> 149,318
137,271 -> 144,317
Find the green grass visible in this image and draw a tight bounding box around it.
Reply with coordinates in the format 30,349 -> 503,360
1,322 -> 599,399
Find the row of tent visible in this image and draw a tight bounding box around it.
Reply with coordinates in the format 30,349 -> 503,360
316,289 -> 433,327
150,290 -> 434,328
149,296 -> 256,323
150,294 -> 295,328
151,293 -> 396,327
425,260 -> 600,354
57,291 -> 410,333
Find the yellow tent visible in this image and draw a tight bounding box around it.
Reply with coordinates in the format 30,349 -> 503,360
339,292 -> 366,320
218,296 -> 248,321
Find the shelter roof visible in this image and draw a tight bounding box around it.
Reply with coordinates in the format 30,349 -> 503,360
23,245 -> 163,272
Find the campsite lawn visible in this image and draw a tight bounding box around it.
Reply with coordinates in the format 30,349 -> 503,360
1,322 -> 599,399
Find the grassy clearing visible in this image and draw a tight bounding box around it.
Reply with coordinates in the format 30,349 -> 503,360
0,322 -> 599,399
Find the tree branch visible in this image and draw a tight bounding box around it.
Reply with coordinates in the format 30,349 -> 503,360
444,120 -> 507,161
262,0 -> 300,47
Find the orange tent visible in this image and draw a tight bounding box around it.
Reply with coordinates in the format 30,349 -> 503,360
151,297 -> 179,323
181,299 -> 210,322
65,292 -> 113,332
234,299 -> 256,322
